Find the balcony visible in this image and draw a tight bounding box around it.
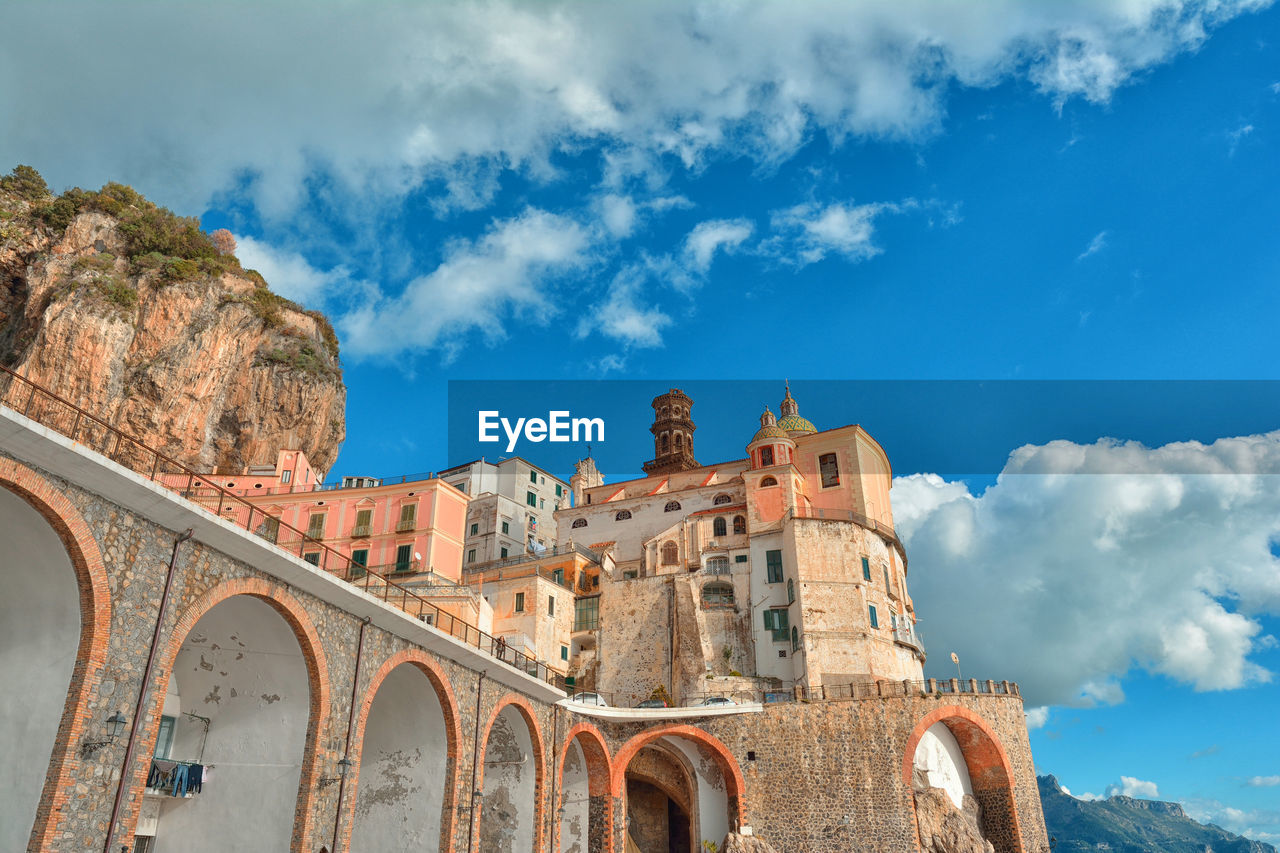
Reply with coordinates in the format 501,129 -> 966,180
145,759 -> 204,798
892,620 -> 925,655
351,524 -> 372,538
396,519 -> 416,533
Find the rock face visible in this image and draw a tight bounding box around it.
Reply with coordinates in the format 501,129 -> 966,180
0,171 -> 345,473
914,774 -> 996,853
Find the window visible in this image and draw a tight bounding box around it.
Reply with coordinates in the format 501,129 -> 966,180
548,595 -> 555,616
154,715 -> 176,759
571,518 -> 588,529
791,626 -> 799,652
353,508 -> 372,536
470,523 -> 479,535
759,476 -> 778,487
760,446 -> 774,466
819,453 -> 840,488
281,470 -> 291,484
540,498 -> 545,509
661,433 -> 670,454
500,547 -> 508,559
561,645 -> 569,661
884,566 -> 893,594
869,604 -> 879,630
304,552 -> 320,566
395,543 -> 413,572
622,570 -> 638,579
661,541 -> 679,565
733,515 -> 746,534
862,556 -> 871,582
527,491 -> 537,507
530,470 -> 538,484
398,503 -> 416,532
515,592 -> 525,612
467,549 -> 476,563
763,608 -> 790,642
701,581 -> 734,608
574,596 -> 600,631
705,556 -> 730,575
555,484 -> 562,497
664,500 -> 681,512
713,517 -> 727,537
713,493 -> 732,505
766,549 -> 784,583
787,578 -> 795,604
502,521 -> 510,534
734,554 -> 748,563
615,509 -> 632,521
307,513 -> 325,539
552,568 -> 564,585
351,548 -> 368,566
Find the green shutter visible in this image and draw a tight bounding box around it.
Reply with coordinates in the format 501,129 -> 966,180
862,556 -> 871,581
766,549 -> 783,583
869,605 -> 879,629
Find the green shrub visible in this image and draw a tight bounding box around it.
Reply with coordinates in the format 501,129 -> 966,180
306,310 -> 341,360
0,165 -> 50,202
159,257 -> 200,284
72,253 -> 117,274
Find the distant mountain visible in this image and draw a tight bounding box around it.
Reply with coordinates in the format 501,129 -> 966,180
1038,776 -> 1275,853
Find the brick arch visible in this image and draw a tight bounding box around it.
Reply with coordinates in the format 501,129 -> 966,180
122,577 -> 332,852
474,693 -> 548,853
902,705 -> 1024,853
559,722 -> 612,797
610,724 -> 746,828
341,648 -> 464,852
0,458 -> 113,851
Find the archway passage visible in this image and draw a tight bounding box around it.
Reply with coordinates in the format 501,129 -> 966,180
0,486 -> 82,851
613,727 -> 744,853
134,594 -> 315,853
350,661 -> 453,851
558,726 -> 611,853
479,703 -> 541,853
906,708 -> 1024,853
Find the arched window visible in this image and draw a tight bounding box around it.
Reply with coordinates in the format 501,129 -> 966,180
760,446 -> 774,466
661,541 -> 679,565
615,509 -> 632,521
571,518 -> 588,529
705,556 -> 730,575
664,500 -> 681,512
759,476 -> 777,487
701,581 -> 734,608
713,493 -> 732,506
733,515 -> 746,534
713,517 -> 727,537
661,434 -> 670,454
791,626 -> 799,651
787,578 -> 795,603
675,433 -> 684,450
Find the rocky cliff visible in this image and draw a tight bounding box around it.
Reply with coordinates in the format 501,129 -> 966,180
0,166 -> 345,473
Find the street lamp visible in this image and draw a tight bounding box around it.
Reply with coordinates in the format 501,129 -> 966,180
81,711 -> 128,757
318,756 -> 354,788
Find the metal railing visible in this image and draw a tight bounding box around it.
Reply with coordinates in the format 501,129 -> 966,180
785,505 -> 906,564
467,542 -> 602,574
0,364 -> 567,690
560,678 -> 1020,710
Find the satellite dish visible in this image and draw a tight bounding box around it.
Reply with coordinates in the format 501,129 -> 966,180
414,552 -> 422,561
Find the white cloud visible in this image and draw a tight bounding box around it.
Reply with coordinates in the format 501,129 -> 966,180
892,431 -> 1280,707
683,219 -> 754,274
1107,776 -> 1161,798
0,1 -> 1266,218
339,207 -> 591,358
597,194 -> 639,239
1183,798 -> 1280,842
1076,229 -> 1110,261
575,264 -> 672,349
768,200 -> 908,266
235,236 -> 354,307
1247,775 -> 1280,787
1024,706 -> 1050,730
1228,123 -> 1255,156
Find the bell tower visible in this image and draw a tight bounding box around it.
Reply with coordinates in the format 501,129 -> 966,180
642,388 -> 699,476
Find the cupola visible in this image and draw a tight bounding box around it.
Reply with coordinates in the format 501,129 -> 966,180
747,405 -> 794,469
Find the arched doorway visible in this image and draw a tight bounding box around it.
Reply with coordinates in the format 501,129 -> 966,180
349,656 -> 460,851
613,726 -> 745,853
0,483 -> 104,851
477,700 -> 544,853
558,725 -> 611,853
905,707 -> 1024,853
132,592 -> 324,853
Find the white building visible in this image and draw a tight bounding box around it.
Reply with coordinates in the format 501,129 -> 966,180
438,456 -> 570,567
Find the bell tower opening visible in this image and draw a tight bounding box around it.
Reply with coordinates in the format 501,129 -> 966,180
643,389 -> 699,476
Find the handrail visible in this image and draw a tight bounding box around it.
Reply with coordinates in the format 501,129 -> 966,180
561,678 -> 1021,709
0,364 -> 567,689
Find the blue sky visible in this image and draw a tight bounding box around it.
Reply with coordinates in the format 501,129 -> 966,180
5,0 -> 1280,842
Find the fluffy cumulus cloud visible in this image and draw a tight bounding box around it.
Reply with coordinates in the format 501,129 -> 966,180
1247,776 -> 1280,787
767,200 -> 909,266
1183,799 -> 1280,842
1107,776 -> 1161,798
575,263 -> 673,350
340,208 -> 591,358
683,219 -> 755,274
892,432 -> 1280,708
0,1 -> 1267,216
235,236 -> 357,306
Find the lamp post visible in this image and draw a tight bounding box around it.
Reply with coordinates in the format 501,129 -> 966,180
81,711 -> 128,757
950,651 -> 962,682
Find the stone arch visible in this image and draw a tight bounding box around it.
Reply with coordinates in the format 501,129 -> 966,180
342,648 -> 464,852
902,706 -> 1024,853
612,724 -> 745,850
122,577 -> 332,852
557,722 -> 613,852
475,694 -> 547,853
0,458 -> 112,851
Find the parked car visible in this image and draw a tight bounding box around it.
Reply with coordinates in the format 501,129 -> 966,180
636,698 -> 669,708
693,695 -> 736,707
569,692 -> 609,707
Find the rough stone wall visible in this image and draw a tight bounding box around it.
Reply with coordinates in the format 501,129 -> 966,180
598,573 -> 674,705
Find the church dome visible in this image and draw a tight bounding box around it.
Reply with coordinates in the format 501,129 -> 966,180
777,414 -> 817,435
750,405 -> 791,444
